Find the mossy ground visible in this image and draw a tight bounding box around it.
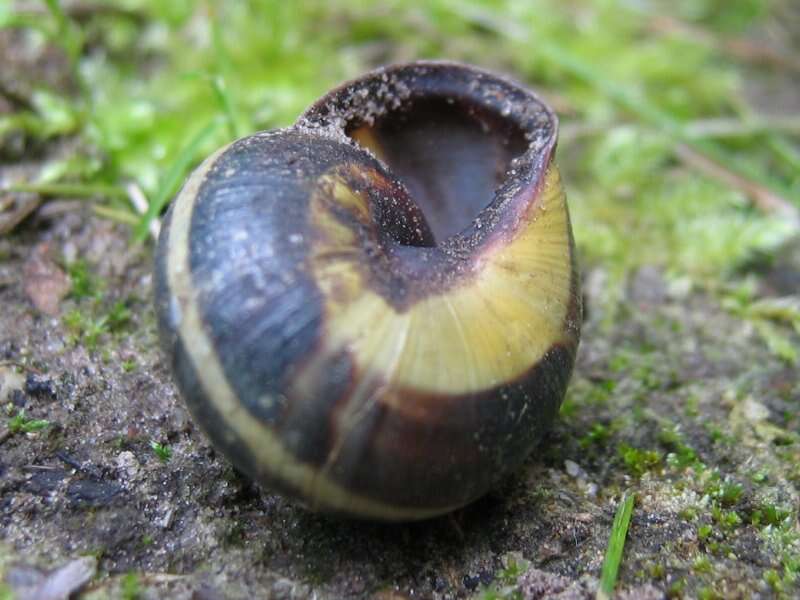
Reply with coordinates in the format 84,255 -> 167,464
1,1 -> 799,599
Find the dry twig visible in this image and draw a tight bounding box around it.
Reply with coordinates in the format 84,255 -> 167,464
675,143 -> 800,226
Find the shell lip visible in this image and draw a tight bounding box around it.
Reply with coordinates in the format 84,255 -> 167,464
297,60 -> 560,292
300,60 -> 559,143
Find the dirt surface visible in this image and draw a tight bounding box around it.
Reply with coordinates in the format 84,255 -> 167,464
1,204 -> 798,599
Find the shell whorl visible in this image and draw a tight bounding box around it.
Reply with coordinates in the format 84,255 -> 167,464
155,61 -> 581,520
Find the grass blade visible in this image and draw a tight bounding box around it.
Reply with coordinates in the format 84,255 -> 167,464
181,71 -> 245,141
92,205 -> 139,226
597,490 -> 635,600
8,182 -> 128,201
43,0 -> 83,67
133,117 -> 222,243
209,75 -> 244,140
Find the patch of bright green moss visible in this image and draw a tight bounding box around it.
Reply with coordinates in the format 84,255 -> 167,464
619,444 -> 662,477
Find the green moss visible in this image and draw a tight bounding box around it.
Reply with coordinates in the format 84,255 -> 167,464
679,507 -> 699,521
692,555 -> 713,574
757,502 -> 800,591
659,426 -> 701,470
63,308 -> 107,350
579,423 -> 612,449
106,300 -> 132,332
6,407 -> 50,435
149,440 -> 172,463
718,483 -> 745,508
477,553 -> 530,600
647,562 -> 666,580
61,260 -> 136,352
120,572 -> 142,600
497,553 -> 530,585
666,578 -> 687,598
619,444 -> 662,477
752,504 -> 792,527
705,423 -> 735,446
710,506 -> 742,531
697,524 -> 713,541
608,352 -> 632,373
574,175 -> 794,286
753,321 -> 798,364
67,259 -> 103,301
764,569 -> 783,592
722,281 -> 800,363
478,588 -> 522,600
697,586 -> 723,600
683,395 -> 700,418
562,377 -> 615,418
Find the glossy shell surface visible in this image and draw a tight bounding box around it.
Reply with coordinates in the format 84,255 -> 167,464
154,61 -> 581,520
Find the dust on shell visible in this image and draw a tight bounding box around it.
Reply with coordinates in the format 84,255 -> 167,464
154,61 -> 580,520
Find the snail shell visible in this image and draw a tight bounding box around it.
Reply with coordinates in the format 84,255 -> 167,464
154,61 -> 581,521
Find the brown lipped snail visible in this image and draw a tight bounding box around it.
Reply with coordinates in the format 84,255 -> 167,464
154,61 -> 581,521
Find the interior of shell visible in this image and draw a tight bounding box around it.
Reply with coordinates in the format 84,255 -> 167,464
347,96 -> 528,242
301,62 -> 555,247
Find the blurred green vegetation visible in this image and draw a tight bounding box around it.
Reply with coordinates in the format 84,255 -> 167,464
2,0 -> 798,283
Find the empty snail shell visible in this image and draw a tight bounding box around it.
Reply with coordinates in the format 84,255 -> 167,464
154,61 -> 581,521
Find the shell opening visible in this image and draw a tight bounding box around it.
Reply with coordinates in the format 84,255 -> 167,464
345,96 -> 528,245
